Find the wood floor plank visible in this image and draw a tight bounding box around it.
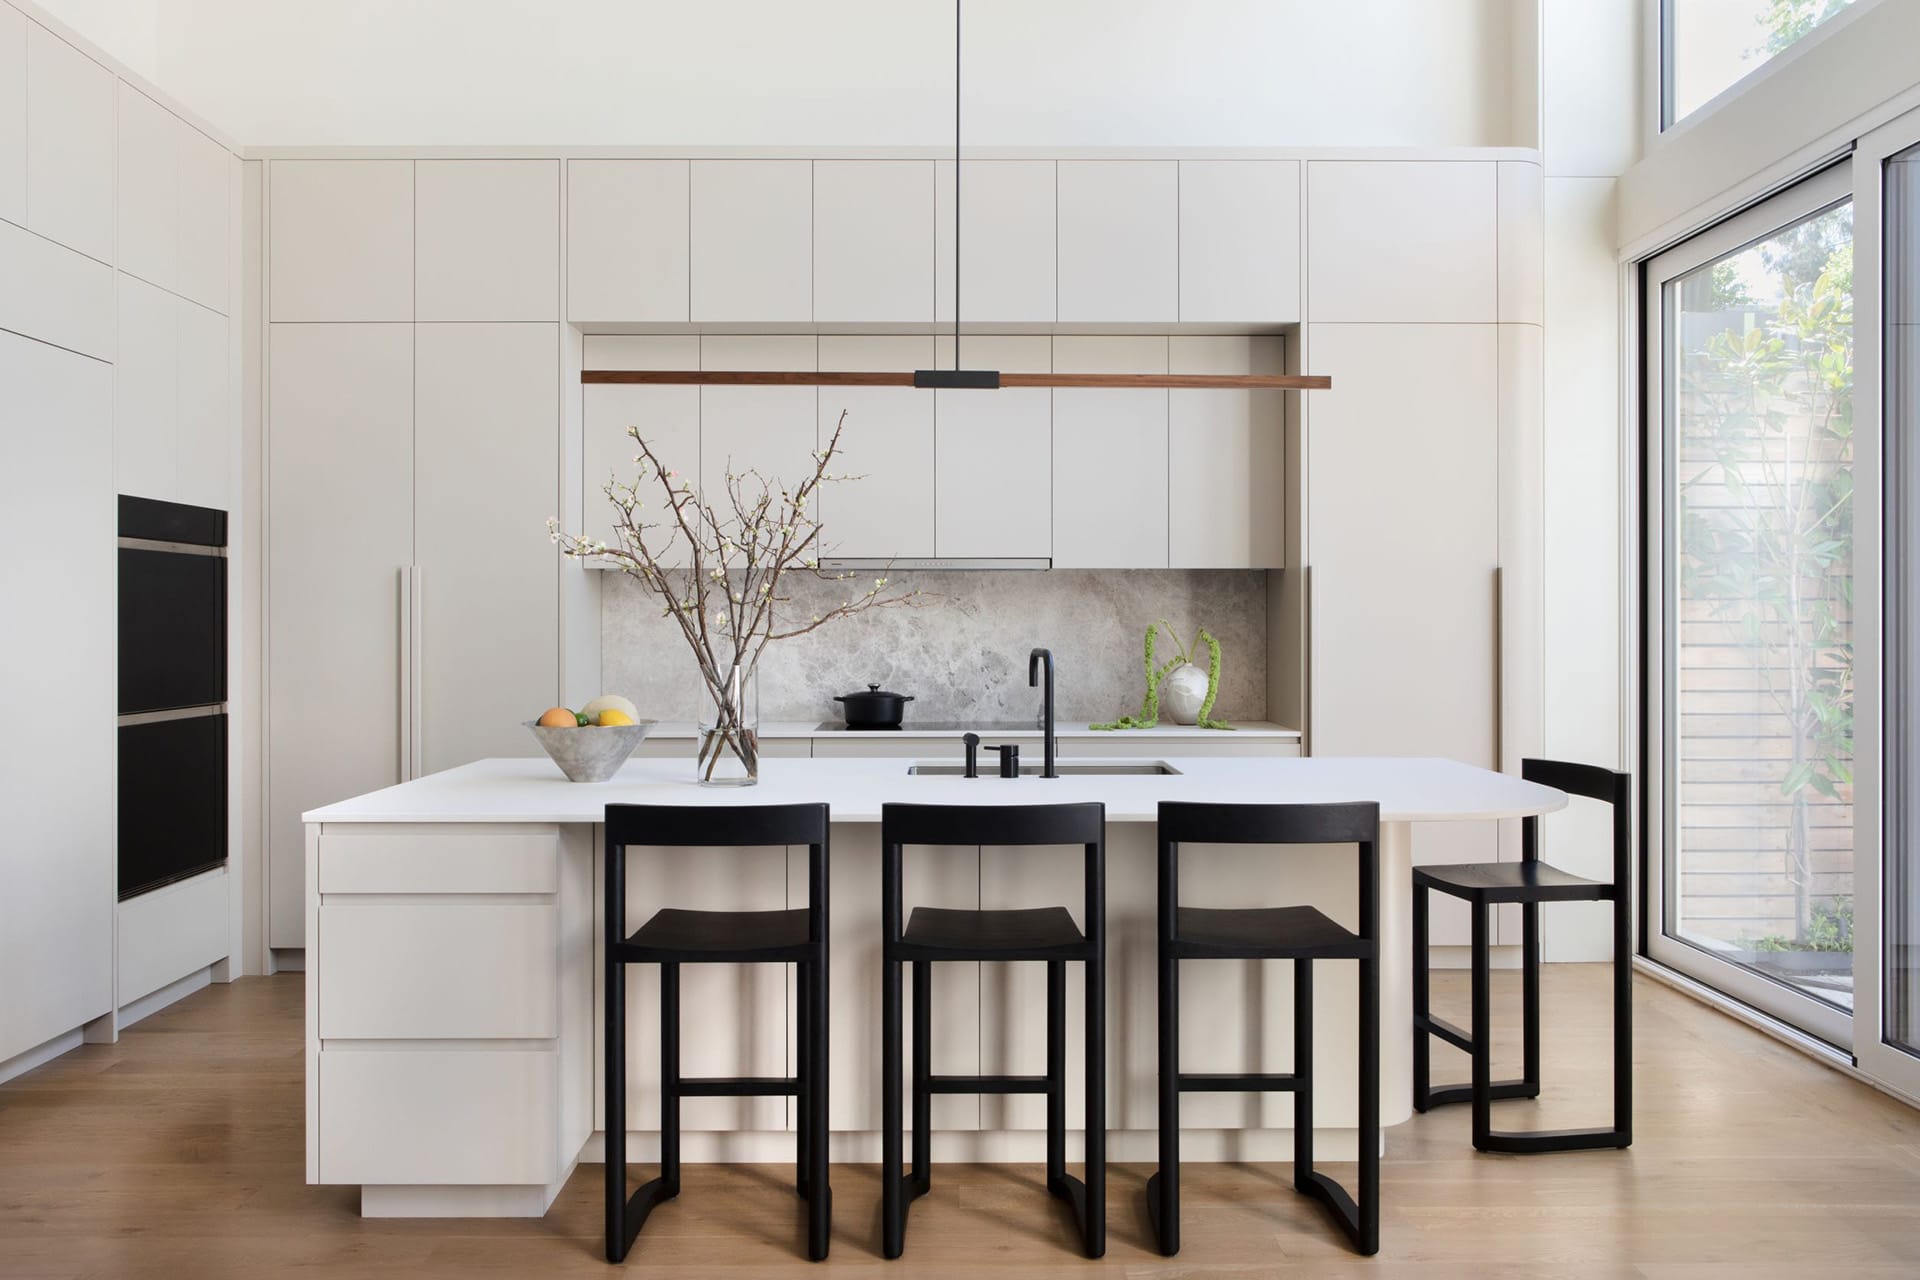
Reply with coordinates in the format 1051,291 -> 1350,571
0,966 -> 1915,1277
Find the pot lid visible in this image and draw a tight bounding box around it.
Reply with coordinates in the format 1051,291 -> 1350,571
836,683 -> 914,702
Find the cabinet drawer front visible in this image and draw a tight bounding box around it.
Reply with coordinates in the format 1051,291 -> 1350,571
318,1049 -> 556,1185
318,903 -> 557,1039
317,831 -> 559,894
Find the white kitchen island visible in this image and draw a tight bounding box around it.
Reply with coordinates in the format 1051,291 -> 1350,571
302,754 -> 1562,1217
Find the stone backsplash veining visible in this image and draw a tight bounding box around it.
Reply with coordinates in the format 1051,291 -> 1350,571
600,569 -> 1268,725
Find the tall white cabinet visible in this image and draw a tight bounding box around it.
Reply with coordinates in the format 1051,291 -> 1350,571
0,333 -> 115,1064
266,161 -> 562,948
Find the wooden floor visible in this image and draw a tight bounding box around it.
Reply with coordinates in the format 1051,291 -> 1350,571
2,966 -> 1917,1278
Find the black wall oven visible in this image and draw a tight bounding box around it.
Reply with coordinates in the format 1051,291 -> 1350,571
118,496 -> 229,899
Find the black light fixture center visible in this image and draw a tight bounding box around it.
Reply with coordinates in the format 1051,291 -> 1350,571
914,0 -> 1001,392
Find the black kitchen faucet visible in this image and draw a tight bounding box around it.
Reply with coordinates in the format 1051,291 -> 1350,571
1030,647 -> 1058,779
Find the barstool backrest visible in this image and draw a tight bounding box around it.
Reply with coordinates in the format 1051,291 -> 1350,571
879,802 -> 1106,947
1518,758 -> 1631,891
603,802 -> 831,941
1156,800 -> 1381,942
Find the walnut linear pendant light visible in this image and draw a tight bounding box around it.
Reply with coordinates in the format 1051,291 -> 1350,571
579,2 -> 1331,394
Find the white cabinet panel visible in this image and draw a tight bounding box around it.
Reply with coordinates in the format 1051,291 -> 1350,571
317,830 -> 559,895
317,903 -> 558,1039
114,273 -> 176,501
698,335 -> 816,503
116,869 -> 229,1006
935,160 -> 1055,324
115,84 -> 176,292
0,6 -> 24,225
933,334 -> 1051,559
24,26 -> 112,262
267,323 -> 414,948
1497,161 -> 1545,326
319,1050 -> 557,1185
1307,322 -> 1499,942
0,331 -> 114,1062
812,160 -> 932,323
1056,161 -> 1177,323
581,335 -> 699,561
268,160 -> 413,321
1179,160 -> 1300,323
175,128 -> 229,313
0,216 -> 112,357
175,299 -> 228,511
690,160 -> 810,323
817,335 -> 933,559
415,323 -> 559,773
416,160 -> 559,321
1306,161 -> 1497,322
565,159 -> 688,324
1052,336 -> 1168,568
1168,336 -> 1285,568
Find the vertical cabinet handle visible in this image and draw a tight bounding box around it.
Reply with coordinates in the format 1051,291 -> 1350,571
1493,564 -> 1505,774
398,568 -> 412,781
409,566 -> 425,781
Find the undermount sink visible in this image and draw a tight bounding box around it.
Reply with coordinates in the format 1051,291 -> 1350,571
906,761 -> 1182,777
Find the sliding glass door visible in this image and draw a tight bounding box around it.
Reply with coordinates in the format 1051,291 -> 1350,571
1645,166 -> 1858,1046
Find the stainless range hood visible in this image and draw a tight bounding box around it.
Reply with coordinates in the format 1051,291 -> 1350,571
819,557 -> 1051,572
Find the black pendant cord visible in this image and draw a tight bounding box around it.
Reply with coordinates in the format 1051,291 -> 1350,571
953,0 -> 961,372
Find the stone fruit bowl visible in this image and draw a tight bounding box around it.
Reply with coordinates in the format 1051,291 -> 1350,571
525,719 -> 656,783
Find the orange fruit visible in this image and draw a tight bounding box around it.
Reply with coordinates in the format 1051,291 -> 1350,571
536,706 -> 577,728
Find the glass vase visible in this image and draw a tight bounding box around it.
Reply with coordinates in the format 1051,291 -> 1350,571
696,664 -> 760,786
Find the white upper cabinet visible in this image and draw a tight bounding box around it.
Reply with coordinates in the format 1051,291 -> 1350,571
580,334 -> 700,563
416,160 -> 559,321
935,161 -> 1055,325
269,159 -> 414,321
1179,161 -> 1300,323
1497,160 -> 1545,326
1056,161 -> 1177,324
1051,336 -> 1169,568
414,323 -> 559,772
934,334 -> 1051,559
1168,336 -> 1285,568
816,335 -> 934,559
1306,161 -> 1497,322
175,299 -> 228,511
116,85 -> 175,291
114,274 -> 177,500
566,159 -> 688,324
698,335 -> 817,503
25,25 -> 113,262
813,161 -> 933,323
175,128 -> 229,313
0,6 -> 25,225
690,160 -> 810,323
118,85 -> 230,313
0,209 -> 112,357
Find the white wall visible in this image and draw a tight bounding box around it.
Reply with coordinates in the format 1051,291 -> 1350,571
70,0 -> 1525,148
22,0 -> 154,79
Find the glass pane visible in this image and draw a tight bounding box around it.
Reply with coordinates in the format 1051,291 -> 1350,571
1888,145 -> 1920,1057
1669,201 -> 1855,1011
1668,0 -> 1858,124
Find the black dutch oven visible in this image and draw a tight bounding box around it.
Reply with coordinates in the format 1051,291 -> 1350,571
835,683 -> 914,729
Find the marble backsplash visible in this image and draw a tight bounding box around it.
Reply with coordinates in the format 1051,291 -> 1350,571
600,569 -> 1268,725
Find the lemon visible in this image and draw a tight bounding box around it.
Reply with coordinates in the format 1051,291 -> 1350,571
597,709 -> 635,727
582,694 -> 640,724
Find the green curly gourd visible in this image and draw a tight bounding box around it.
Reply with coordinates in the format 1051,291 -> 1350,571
1092,623 -> 1233,731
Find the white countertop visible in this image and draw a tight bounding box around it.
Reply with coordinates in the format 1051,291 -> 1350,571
304,755 -> 1564,826
643,720 -> 1303,740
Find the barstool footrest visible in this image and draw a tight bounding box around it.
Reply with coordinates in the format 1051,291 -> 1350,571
1480,1125 -> 1630,1154
929,1073 -> 1049,1095
676,1075 -> 799,1098
1416,1012 -> 1474,1053
1421,1078 -> 1539,1110
1178,1071 -> 1299,1093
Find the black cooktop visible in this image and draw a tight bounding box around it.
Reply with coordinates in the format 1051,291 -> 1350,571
813,720 -> 1041,733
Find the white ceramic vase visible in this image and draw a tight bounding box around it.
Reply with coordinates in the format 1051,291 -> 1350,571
1160,662 -> 1209,725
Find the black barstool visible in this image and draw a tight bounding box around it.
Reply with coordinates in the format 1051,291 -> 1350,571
880,802 -> 1105,1259
1147,800 -> 1381,1258
1412,757 -> 1632,1153
603,803 -> 830,1262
